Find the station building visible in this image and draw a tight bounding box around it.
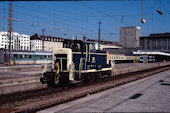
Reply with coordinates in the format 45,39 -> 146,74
140,33 -> 170,52
134,33 -> 170,62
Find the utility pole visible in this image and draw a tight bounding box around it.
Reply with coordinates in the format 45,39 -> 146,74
7,1 -> 13,65
98,21 -> 101,50
42,29 -> 45,51
6,1 -> 18,65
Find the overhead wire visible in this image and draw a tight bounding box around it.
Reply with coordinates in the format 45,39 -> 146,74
159,0 -> 169,13
3,1 -> 141,40
76,1 -> 129,26
3,1 -> 168,41
21,2 -> 115,37
5,4 -> 100,38
12,2 -> 105,38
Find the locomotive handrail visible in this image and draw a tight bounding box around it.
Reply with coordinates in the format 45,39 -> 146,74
79,58 -> 86,79
55,62 -> 60,84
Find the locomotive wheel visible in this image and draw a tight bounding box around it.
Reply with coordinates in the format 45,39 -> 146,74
94,73 -> 100,82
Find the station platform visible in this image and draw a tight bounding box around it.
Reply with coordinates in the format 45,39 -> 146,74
0,65 -> 45,95
0,64 -> 42,72
38,69 -> 170,112
0,62 -> 170,95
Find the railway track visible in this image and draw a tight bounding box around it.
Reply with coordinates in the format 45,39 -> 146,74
0,65 -> 170,113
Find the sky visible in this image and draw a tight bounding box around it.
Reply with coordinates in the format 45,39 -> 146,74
0,0 -> 170,42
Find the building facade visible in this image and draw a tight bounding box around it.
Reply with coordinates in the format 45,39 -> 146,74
30,34 -> 63,51
30,34 -> 42,51
140,33 -> 170,52
120,26 -> 141,48
42,36 -> 63,51
0,31 -> 30,50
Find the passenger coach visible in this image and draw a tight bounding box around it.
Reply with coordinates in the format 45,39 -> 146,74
4,50 -> 52,65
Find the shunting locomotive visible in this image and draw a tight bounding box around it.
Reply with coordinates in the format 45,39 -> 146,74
40,40 -> 114,87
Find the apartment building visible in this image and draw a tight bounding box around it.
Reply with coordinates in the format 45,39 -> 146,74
30,34 -> 63,51
0,31 -> 30,50
30,34 -> 42,51
42,36 -> 63,51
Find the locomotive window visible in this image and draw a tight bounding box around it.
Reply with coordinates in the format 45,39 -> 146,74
62,59 -> 67,70
44,55 -> 47,59
55,54 -> 67,58
54,54 -> 67,70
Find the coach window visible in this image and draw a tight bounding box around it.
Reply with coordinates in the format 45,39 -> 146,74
40,55 -> 43,59
14,54 -> 17,59
48,55 -> 51,59
48,55 -> 52,60
32,55 -> 35,59
29,55 -> 32,59
19,55 -> 23,59
25,55 -> 28,59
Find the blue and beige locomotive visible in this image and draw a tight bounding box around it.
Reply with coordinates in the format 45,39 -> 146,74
40,40 -> 113,87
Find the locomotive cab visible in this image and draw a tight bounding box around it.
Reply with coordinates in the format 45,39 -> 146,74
40,40 -> 86,87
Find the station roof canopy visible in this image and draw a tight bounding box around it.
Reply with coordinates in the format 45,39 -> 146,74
133,51 -> 170,56
140,33 -> 170,38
